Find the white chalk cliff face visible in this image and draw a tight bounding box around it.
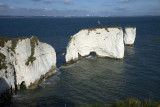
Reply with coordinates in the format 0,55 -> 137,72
124,27 -> 136,45
0,36 -> 57,96
65,27 -> 124,63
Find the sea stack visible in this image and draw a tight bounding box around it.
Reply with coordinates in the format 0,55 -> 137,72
124,27 -> 136,46
65,27 -> 124,64
0,36 -> 57,98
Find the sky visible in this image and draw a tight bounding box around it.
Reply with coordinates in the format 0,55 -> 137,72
0,0 -> 160,16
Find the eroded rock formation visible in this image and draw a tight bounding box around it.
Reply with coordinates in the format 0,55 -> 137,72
0,36 -> 57,97
65,27 -> 124,63
124,27 -> 136,46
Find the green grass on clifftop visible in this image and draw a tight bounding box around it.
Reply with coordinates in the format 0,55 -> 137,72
83,26 -> 122,31
80,98 -> 160,107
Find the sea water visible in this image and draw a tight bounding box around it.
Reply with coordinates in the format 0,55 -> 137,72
0,16 -> 160,106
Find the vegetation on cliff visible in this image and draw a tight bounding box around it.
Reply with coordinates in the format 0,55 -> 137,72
25,36 -> 38,66
80,98 -> 160,107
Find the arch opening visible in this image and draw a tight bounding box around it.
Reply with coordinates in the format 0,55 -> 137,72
89,52 -> 97,57
20,81 -> 26,90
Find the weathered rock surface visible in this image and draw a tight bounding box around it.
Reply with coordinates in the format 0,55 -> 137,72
65,27 -> 124,63
124,27 -> 136,46
0,36 -> 57,98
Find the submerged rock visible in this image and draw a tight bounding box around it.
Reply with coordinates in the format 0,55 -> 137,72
65,27 -> 124,64
61,52 -> 65,56
124,27 -> 136,46
0,36 -> 57,98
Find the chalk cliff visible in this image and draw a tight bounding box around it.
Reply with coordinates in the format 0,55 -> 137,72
65,27 -> 124,63
0,36 -> 57,97
124,27 -> 136,46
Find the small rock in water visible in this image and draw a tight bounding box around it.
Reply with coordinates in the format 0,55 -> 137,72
61,52 -> 65,56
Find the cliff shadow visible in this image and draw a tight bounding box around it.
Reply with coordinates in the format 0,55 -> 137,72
124,46 -> 135,60
0,77 -> 12,105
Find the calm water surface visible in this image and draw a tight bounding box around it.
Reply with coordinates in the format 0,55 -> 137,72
0,17 -> 160,106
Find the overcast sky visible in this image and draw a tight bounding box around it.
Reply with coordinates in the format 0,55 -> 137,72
0,0 -> 160,16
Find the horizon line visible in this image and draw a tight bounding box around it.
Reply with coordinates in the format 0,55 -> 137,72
0,15 -> 160,18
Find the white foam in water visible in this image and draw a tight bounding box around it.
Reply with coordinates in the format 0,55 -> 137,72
12,94 -> 22,98
86,56 -> 92,58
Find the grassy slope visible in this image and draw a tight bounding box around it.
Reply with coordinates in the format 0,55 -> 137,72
80,98 -> 160,107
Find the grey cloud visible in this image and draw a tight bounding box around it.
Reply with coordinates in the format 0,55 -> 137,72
32,0 -> 42,2
32,0 -> 51,4
148,7 -> 160,15
81,6 -> 88,9
0,4 -> 9,9
0,4 -> 132,16
115,7 -> 127,11
0,4 -> 91,16
0,3 -> 14,10
120,0 -> 136,3
15,1 -> 22,4
44,0 -> 51,4
151,7 -> 160,11
32,0 -> 73,5
102,4 -> 112,7
64,0 -> 73,4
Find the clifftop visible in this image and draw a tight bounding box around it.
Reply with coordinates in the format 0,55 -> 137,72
125,27 -> 136,28
0,37 -> 26,52
0,36 -> 39,66
83,26 -> 122,31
